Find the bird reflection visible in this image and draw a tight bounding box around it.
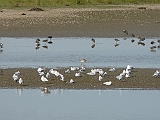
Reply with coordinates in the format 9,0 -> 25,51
48,36 -> 53,44
48,40 -> 53,44
138,41 -> 145,46
91,44 -> 95,48
150,49 -> 156,52
114,43 -> 119,47
42,39 -> 48,42
41,87 -> 51,94
35,46 -> 40,50
42,43 -> 48,49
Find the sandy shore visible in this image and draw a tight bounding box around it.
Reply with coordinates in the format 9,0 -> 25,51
0,5 -> 160,38
0,68 -> 160,89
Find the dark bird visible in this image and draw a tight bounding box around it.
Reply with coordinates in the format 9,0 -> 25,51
35,38 -> 40,43
123,30 -> 128,35
131,33 -> 135,37
48,36 -> 52,40
131,39 -> 135,43
21,13 -> 26,15
91,38 -> 95,43
150,41 -> 155,45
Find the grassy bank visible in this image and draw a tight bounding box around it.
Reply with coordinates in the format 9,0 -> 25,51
0,0 -> 160,8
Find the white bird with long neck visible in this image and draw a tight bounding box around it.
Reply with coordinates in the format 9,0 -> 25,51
18,78 -> 23,84
99,75 -> 103,81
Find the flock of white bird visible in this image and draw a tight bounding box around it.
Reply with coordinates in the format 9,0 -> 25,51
11,63 -> 160,86
12,71 -> 23,84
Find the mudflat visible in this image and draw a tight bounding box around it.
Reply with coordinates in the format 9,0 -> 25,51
0,67 -> 160,89
0,5 -> 160,38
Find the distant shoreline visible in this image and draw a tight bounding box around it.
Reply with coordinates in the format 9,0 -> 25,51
0,5 -> 160,38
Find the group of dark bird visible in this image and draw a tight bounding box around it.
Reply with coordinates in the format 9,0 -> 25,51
91,30 -> 160,52
35,36 -> 53,50
114,29 -> 160,52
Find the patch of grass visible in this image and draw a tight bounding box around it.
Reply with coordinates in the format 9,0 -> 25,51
0,0 -> 160,9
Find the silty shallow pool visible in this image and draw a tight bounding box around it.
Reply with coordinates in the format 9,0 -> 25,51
0,37 -> 160,68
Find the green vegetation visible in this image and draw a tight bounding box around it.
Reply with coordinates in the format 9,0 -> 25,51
0,0 -> 160,8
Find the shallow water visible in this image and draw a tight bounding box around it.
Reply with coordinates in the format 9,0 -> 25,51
0,37 -> 160,68
0,89 -> 160,120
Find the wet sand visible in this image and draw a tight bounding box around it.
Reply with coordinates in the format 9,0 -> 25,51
0,5 -> 160,89
0,68 -> 160,89
0,5 -> 160,38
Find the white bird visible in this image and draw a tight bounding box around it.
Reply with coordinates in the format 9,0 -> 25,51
41,76 -> 48,82
103,72 -> 108,76
12,74 -> 19,81
39,71 -> 45,76
54,71 -> 60,77
18,78 -> 23,84
75,72 -> 82,77
116,75 -> 123,80
70,79 -> 75,83
87,71 -> 96,75
99,75 -> 103,81
46,72 -> 50,78
125,69 -> 131,74
99,70 -> 104,75
109,68 -> 115,72
79,66 -> 86,72
59,74 -> 64,81
126,65 -> 134,70
91,68 -> 103,73
153,70 -> 160,77
103,81 -> 112,85
125,73 -> 130,78
14,71 -> 20,76
65,69 -> 70,73
71,67 -> 79,71
120,70 -> 126,76
49,69 -> 56,74
37,68 -> 45,73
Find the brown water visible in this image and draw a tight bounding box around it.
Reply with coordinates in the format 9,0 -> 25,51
0,37 -> 160,68
0,89 -> 160,120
